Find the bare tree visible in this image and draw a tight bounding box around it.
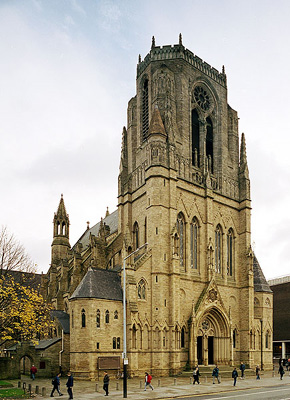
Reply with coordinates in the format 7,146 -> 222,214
0,226 -> 35,277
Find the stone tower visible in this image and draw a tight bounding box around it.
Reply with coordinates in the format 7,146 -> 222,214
51,194 -> 70,264
118,35 -> 272,374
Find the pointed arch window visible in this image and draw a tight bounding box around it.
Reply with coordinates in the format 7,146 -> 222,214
174,325 -> 180,349
133,222 -> 139,250
265,331 -> 270,349
71,310 -> 74,329
132,324 -> 137,349
227,229 -> 234,276
81,309 -> 86,328
206,117 -> 213,173
96,309 -> 100,328
192,109 -> 200,167
142,79 -> 149,141
105,310 -> 109,324
233,328 -> 237,348
138,279 -> 146,300
181,327 -> 185,348
190,217 -> 198,269
177,213 -> 185,268
114,310 -> 118,320
215,225 -> 222,273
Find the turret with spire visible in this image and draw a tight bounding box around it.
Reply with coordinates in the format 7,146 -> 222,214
51,194 -> 71,264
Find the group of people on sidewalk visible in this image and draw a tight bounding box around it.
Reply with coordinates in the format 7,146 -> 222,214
50,372 -> 73,399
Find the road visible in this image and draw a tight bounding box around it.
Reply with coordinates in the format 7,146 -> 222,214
163,383 -> 290,400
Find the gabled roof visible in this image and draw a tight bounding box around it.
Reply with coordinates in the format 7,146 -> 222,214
1,270 -> 42,292
73,209 -> 118,250
6,337 -> 61,351
253,254 -> 272,293
51,310 -> 70,334
70,267 -> 122,301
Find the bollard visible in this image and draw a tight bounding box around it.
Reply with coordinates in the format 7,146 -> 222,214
174,378 -> 177,385
28,383 -> 32,395
158,379 -> 161,387
95,382 -> 98,392
18,381 -> 21,388
116,382 -> 119,391
35,385 -> 39,394
41,387 -> 46,396
22,382 -> 26,393
140,380 -> 142,389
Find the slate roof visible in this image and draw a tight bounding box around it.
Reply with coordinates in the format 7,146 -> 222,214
73,209 -> 118,250
70,267 -> 123,301
1,270 -> 42,292
253,254 -> 272,293
6,337 -> 61,351
51,310 -> 70,334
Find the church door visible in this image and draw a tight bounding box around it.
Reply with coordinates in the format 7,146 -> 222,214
197,336 -> 203,365
208,336 -> 214,364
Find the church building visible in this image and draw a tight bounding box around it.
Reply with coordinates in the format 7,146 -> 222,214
44,36 -> 273,379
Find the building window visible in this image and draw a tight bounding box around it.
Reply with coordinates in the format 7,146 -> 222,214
190,217 -> 198,269
233,329 -> 237,348
177,213 -> 185,268
113,337 -> 117,349
191,109 -> 200,167
96,342 -> 100,350
39,361 -> 46,369
175,325 -> 180,349
105,310 -> 110,324
114,310 -> 118,320
133,222 -> 139,250
142,79 -> 149,140
132,325 -> 137,349
206,117 -> 213,173
227,229 -> 234,276
138,279 -> 146,300
181,327 -> 185,348
117,337 -> 120,349
265,331 -> 270,349
81,309 -> 86,328
71,310 -> 74,328
96,309 -> 100,328
215,225 -> 222,273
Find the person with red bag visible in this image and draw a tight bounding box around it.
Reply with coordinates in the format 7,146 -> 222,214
144,372 -> 154,391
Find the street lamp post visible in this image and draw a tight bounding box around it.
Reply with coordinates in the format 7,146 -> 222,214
123,242 -> 148,398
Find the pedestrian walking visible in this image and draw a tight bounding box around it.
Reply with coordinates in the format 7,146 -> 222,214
103,371 -> 110,396
192,366 -> 200,384
212,365 -> 220,384
256,365 -> 260,380
50,373 -> 63,397
279,364 -> 285,380
239,361 -> 245,379
30,365 -> 37,380
144,372 -> 154,391
66,372 -> 73,399
232,367 -> 238,386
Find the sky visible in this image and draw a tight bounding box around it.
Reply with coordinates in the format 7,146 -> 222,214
0,0 -> 289,279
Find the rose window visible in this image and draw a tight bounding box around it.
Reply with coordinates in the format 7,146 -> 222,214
193,86 -> 211,111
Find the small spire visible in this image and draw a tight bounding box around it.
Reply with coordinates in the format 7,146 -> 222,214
87,221 -> 90,230
179,33 -> 183,46
222,65 -> 225,74
105,207 -> 110,217
138,54 -> 141,63
151,35 -> 155,49
240,132 -> 248,170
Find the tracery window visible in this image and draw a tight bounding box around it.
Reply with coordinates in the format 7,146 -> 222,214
206,117 -> 213,173
96,309 -> 100,328
142,79 -> 149,140
138,279 -> 146,300
133,222 -> 139,250
227,229 -> 234,276
177,213 -> 185,268
81,309 -> 86,328
190,217 -> 198,269
105,310 -> 110,324
192,109 -> 200,167
215,225 -> 222,273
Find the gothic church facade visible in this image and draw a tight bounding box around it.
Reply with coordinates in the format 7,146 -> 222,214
45,36 -> 273,378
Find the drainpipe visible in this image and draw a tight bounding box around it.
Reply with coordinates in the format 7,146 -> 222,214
59,329 -> 64,373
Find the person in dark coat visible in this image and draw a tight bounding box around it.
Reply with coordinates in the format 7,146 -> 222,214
66,372 -> 73,399
192,366 -> 200,384
239,362 -> 246,379
50,373 -> 63,397
103,371 -> 110,396
212,365 -> 220,384
279,364 -> 285,380
256,365 -> 260,380
232,367 -> 238,386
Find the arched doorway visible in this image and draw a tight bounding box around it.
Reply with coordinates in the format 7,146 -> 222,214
196,307 -> 230,365
19,355 -> 32,376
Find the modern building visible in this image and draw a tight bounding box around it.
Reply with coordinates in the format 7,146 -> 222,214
44,35 -> 273,378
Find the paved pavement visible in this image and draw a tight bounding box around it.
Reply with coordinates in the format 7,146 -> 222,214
11,370 -> 290,399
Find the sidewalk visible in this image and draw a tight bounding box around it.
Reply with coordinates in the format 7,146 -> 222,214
12,371 -> 290,399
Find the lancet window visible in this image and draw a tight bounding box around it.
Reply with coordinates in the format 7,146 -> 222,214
142,79 -> 149,140
81,309 -> 86,328
190,217 -> 198,269
215,225 -> 222,273
138,279 -> 146,300
105,310 -> 109,324
227,229 -> 234,276
192,109 -> 200,167
206,117 -> 213,173
96,309 -> 100,328
133,222 -> 139,250
177,213 -> 185,268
